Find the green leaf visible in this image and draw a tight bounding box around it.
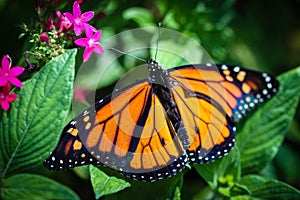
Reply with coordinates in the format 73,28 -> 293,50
230,195 -> 260,200
163,11 -> 180,29
150,34 -> 208,69
122,7 -> 156,27
73,165 -> 90,180
161,174 -> 183,200
229,183 -> 251,196
232,175 -> 300,200
89,165 -> 130,199
192,186 -> 216,200
0,49 -> 76,177
237,66 -> 300,174
99,169 -> 184,200
194,147 -> 240,189
275,144 -> 300,183
173,186 -> 181,200
1,173 -> 79,200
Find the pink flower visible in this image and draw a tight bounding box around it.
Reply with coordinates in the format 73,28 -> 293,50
74,25 -> 104,62
40,32 -> 50,45
0,84 -> 18,110
64,1 -> 94,36
0,55 -> 25,88
55,10 -> 73,35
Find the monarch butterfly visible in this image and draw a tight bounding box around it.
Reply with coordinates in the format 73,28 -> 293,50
44,57 -> 279,182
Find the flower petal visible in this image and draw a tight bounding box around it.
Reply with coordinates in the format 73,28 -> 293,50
84,24 -> 95,38
73,1 -> 81,17
0,77 -> 8,86
2,55 -> 11,70
10,67 -> 25,76
93,45 -> 104,55
74,25 -> 83,36
89,25 -> 97,33
1,101 -> 10,110
82,11 -> 94,22
56,10 -> 63,18
83,48 -> 93,62
93,30 -> 102,41
75,38 -> 89,47
2,84 -> 11,94
7,93 -> 18,102
64,12 -> 75,23
9,77 -> 23,88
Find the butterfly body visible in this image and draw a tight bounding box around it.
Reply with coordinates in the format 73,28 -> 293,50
44,61 -> 278,182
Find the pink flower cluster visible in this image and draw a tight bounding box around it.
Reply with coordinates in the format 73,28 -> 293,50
0,55 -> 25,110
65,1 -> 104,62
40,1 -> 104,62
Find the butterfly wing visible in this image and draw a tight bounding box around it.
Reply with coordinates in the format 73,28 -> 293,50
168,63 -> 279,163
44,62 -> 279,182
43,119 -> 100,170
44,80 -> 188,181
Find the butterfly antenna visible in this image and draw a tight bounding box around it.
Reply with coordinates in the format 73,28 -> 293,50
154,22 -> 162,60
109,47 -> 147,63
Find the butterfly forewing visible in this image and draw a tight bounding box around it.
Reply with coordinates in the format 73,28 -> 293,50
170,64 -> 279,123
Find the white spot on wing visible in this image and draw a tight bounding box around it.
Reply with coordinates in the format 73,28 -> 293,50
233,66 -> 240,72
221,64 -> 228,70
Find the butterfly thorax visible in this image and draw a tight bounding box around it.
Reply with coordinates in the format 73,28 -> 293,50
147,59 -> 171,89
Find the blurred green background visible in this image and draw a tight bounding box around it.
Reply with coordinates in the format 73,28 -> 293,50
1,0 -> 299,199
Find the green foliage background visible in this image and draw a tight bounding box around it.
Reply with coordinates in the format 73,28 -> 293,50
1,0 -> 300,199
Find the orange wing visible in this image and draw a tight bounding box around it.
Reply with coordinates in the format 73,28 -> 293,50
84,80 -> 187,173
45,80 -> 188,180
168,63 -> 278,163
169,66 -> 235,163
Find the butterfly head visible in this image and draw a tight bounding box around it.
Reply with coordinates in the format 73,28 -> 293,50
147,59 -> 170,88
